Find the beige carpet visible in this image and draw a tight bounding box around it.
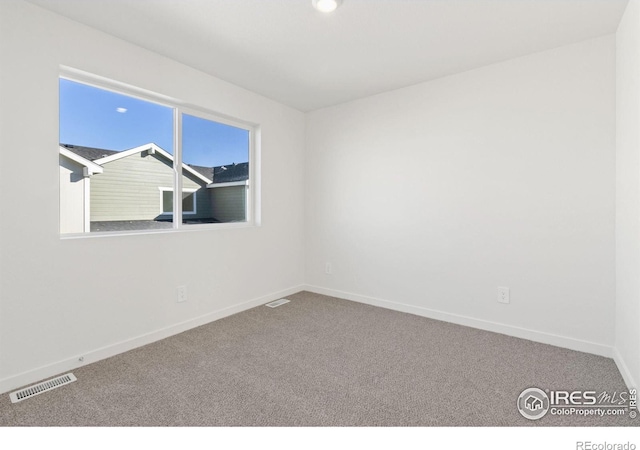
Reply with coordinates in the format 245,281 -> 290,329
0,291 -> 635,426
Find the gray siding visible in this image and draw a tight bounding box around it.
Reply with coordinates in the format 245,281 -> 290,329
210,186 -> 247,222
91,152 -> 213,221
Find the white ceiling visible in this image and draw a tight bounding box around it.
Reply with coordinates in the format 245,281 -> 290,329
26,0 -> 628,112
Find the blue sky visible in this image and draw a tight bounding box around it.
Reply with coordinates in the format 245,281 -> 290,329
59,78 -> 249,167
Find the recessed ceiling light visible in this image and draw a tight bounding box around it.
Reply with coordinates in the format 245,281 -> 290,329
312,0 -> 342,13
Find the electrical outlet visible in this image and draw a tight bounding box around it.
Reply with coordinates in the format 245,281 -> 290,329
325,263 -> 332,274
498,286 -> 510,304
177,285 -> 188,303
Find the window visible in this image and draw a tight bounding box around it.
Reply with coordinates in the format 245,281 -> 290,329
182,113 -> 250,224
58,71 -> 255,235
160,188 -> 197,215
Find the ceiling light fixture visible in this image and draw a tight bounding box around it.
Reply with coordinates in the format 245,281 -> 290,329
312,0 -> 342,13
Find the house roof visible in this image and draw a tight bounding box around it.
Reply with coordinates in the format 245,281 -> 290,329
59,146 -> 104,175
189,162 -> 249,184
212,162 -> 249,184
61,143 -> 248,184
187,164 -> 213,181
60,144 -> 119,161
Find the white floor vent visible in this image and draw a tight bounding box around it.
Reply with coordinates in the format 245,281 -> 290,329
9,373 -> 77,404
265,298 -> 290,308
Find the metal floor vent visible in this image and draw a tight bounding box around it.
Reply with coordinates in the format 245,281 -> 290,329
265,298 -> 290,308
9,373 -> 77,404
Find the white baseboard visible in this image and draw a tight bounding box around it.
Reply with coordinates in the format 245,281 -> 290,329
613,347 -> 638,390
0,285 -> 305,395
2,284 -> 621,396
304,285 -> 614,358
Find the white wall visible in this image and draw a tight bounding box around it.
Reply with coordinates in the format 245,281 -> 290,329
0,0 -> 305,393
0,0 -> 631,395
305,36 -> 617,356
615,0 -> 640,390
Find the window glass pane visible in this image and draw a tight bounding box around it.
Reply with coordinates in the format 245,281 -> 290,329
182,191 -> 196,214
59,78 -> 174,233
161,190 -> 194,214
162,190 -> 173,214
181,113 -> 250,225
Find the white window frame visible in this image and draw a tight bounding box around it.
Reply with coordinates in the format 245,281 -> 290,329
59,66 -> 259,238
159,187 -> 197,216
180,107 -> 254,224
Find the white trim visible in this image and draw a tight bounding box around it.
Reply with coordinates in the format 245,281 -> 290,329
180,104 -> 255,138
206,180 -> 248,189
59,147 -> 103,175
61,67 -> 179,106
174,109 -> 183,227
251,126 -> 261,225
613,347 -> 638,391
182,189 -> 197,215
83,177 -> 91,233
94,143 -> 212,185
159,187 -> 197,215
60,220 -> 258,240
59,147 -> 99,233
303,285 -> 614,358
180,105 -> 256,227
159,186 -> 171,216
60,67 -> 260,129
0,285 -> 305,395
92,143 -> 155,165
1,283 -> 621,396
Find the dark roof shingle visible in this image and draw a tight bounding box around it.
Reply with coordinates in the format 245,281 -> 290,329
61,143 -> 119,161
212,162 -> 249,183
187,164 -> 213,180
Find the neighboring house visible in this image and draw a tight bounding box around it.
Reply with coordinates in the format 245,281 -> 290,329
208,162 -> 250,223
59,146 -> 104,233
59,143 -> 249,233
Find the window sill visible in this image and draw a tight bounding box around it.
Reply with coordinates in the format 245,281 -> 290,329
60,221 -> 258,240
